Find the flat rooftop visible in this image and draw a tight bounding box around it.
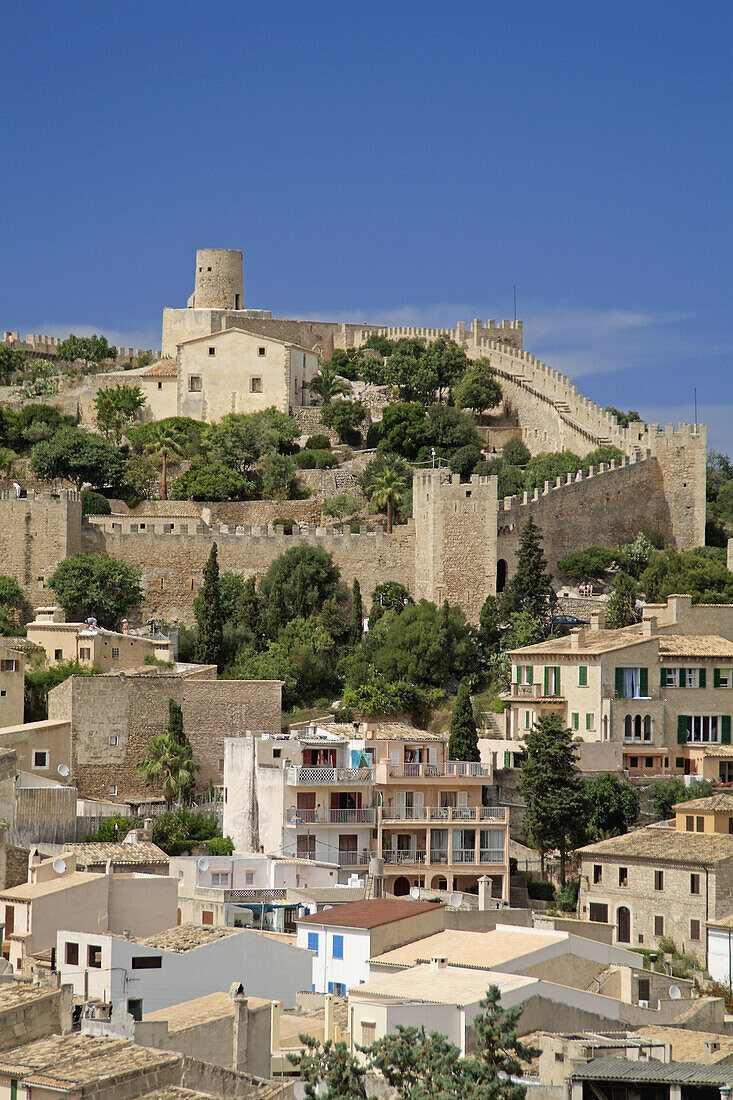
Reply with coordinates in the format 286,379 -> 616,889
352,963 -> 535,1006
370,926 -> 568,970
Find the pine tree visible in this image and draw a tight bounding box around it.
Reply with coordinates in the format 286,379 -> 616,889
470,986 -> 541,1100
605,570 -> 640,629
519,712 -> 585,883
448,682 -> 480,762
195,543 -> 224,670
500,517 -> 555,625
350,579 -> 363,645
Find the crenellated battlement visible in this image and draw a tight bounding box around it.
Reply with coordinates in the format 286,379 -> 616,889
85,514 -> 416,543
351,318 -> 523,351
2,332 -> 157,364
497,453 -> 648,521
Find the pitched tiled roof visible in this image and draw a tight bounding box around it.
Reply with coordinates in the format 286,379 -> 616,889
65,842 -> 168,866
578,825 -> 733,865
136,924 -> 239,952
141,358 -> 177,377
297,897 -> 442,929
659,635 -> 733,658
0,1034 -> 177,1087
509,626 -> 648,657
634,1026 -> 733,1064
672,793 -> 733,812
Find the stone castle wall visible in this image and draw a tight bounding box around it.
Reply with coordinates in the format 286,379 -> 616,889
48,672 -> 282,800
0,489 -> 82,609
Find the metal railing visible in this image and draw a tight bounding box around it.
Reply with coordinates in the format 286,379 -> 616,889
386,761 -> 491,779
337,850 -> 375,866
381,806 -> 507,823
286,766 -> 374,785
286,808 -> 375,825
384,850 -> 427,865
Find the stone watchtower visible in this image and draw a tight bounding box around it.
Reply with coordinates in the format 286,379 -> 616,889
187,249 -> 244,311
413,468 -> 499,621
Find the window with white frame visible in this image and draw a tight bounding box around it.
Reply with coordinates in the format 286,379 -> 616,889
109,736 -> 118,746
716,669 -> 732,688
111,647 -> 119,659
32,750 -> 49,768
685,715 -> 721,743
250,377 -> 263,393
109,784 -> 117,795
662,668 -> 678,687
188,375 -> 202,392
684,669 -> 700,688
211,871 -> 230,886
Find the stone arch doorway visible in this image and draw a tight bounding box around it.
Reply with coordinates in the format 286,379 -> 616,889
393,876 -> 410,897
496,559 -> 507,592
434,876 -> 448,891
617,906 -> 631,943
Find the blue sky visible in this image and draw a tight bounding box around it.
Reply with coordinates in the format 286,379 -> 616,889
2,0 -> 731,449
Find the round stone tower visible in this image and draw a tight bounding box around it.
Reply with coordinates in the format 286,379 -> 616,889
189,249 -> 244,310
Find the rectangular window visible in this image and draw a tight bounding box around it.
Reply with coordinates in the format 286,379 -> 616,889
332,934 -> 344,959
690,919 -> 701,941
690,873 -> 701,894
685,668 -> 699,688
676,757 -> 685,768
0,659 -> 16,672
593,864 -> 602,884
716,669 -> 732,689
79,647 -> 91,661
65,941 -> 79,965
638,977 -> 650,1002
654,915 -> 664,936
629,756 -> 638,768
662,668 -> 679,687
645,757 -> 654,768
54,649 -> 63,661
654,869 -> 664,891
188,375 -> 202,392
208,346 -> 216,356
32,751 -> 49,768
258,346 -> 266,356
131,955 -> 162,969
109,785 -> 117,796
619,866 -> 628,887
87,944 -> 102,968
111,647 -> 119,659
578,666 -> 588,687
615,667 -> 648,699
361,1022 -> 376,1046
211,872 -> 230,886
683,715 -> 724,744
589,903 -> 608,923
245,871 -> 254,885
519,665 -> 533,685
572,712 -> 579,730
307,932 -> 319,954
686,815 -> 694,831
696,816 -> 705,832
585,713 -> 594,730
524,710 -> 531,730
545,666 -> 560,695
109,736 -> 118,747
250,377 -> 263,393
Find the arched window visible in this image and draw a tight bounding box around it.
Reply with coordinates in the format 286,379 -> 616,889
496,559 -> 507,593
603,716 -> 609,741
643,715 -> 652,741
634,715 -> 643,740
624,715 -> 632,740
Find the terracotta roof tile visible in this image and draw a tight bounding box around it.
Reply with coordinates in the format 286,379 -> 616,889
141,358 -> 177,377
297,897 -> 442,929
578,825 -> 733,865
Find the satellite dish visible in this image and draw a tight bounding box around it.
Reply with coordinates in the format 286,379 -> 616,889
669,985 -> 682,1000
322,904 -> 333,911
57,763 -> 70,778
197,857 -> 210,872
449,891 -> 463,908
410,886 -> 421,900
52,858 -> 67,875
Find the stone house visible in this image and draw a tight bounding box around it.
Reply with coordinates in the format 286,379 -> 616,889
0,850 -> 178,973
26,606 -> 175,670
0,981 -> 73,1052
577,826 -> 733,961
0,642 -> 25,730
505,596 -> 733,777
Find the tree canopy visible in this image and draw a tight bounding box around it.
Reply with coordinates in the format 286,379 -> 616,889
94,384 -> 146,443
57,333 -> 118,365
49,553 -> 143,628
30,426 -> 125,490
500,518 -> 555,625
520,712 -> 585,882
448,682 -> 480,761
195,544 -> 224,670
170,463 -> 253,501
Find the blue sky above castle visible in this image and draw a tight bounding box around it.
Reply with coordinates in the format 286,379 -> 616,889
2,0 -> 730,449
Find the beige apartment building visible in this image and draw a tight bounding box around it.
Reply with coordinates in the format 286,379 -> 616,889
26,606 -> 175,670
369,724 -> 509,899
0,643 -> 24,729
177,327 -> 319,421
506,596 -> 733,777
578,824 -> 733,961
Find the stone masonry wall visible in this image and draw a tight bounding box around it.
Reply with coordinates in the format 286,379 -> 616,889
0,986 -> 73,1052
48,673 -> 282,800
0,490 -> 81,610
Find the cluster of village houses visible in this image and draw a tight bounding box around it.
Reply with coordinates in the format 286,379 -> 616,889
0,590 -> 732,1099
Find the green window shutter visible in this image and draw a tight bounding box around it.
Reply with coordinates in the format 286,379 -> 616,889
615,668 -> 624,698
504,751 -> 510,767
699,668 -> 706,688
555,666 -> 561,694
714,669 -> 721,688
578,666 -> 587,687
677,714 -> 689,744
679,667 -> 686,686
527,666 -> 533,685
660,668 -> 666,688
586,713 -> 592,730
722,716 -> 732,745
544,667 -> 549,695
572,712 -> 579,730
640,668 -> 648,697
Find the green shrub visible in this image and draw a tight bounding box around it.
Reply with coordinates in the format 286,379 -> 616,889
350,523 -> 360,533
527,879 -> 556,901
273,517 -> 295,534
556,877 -> 579,912
502,438 -> 531,465
305,434 -> 331,450
206,836 -> 235,855
366,422 -> 383,448
81,490 -> 112,516
295,450 -> 339,470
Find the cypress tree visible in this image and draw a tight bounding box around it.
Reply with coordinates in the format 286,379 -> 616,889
448,682 -> 480,762
166,698 -> 185,746
605,571 -> 640,629
519,712 -> 585,883
500,517 -> 555,625
350,579 -> 363,645
195,542 -> 224,670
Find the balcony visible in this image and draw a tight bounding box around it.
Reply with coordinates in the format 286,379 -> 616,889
384,850 -> 427,866
286,808 -> 376,825
384,760 -> 491,780
286,766 -> 374,786
338,849 -> 375,867
508,683 -> 563,700
384,848 -> 505,867
380,805 -> 507,823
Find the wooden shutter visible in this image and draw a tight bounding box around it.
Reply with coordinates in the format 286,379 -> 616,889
699,668 -> 706,688
722,716 -> 732,746
660,668 -> 666,687
615,668 -> 624,699
544,667 -> 549,695
714,669 -> 721,688
527,666 -> 533,685
555,666 -> 561,695
677,715 -> 689,744
640,668 -> 648,697
679,667 -> 686,686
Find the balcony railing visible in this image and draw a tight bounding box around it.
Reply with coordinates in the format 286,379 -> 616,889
509,683 -> 563,700
385,848 -> 506,867
387,761 -> 491,779
287,766 -> 374,786
337,850 -> 375,866
381,806 -> 507,823
286,808 -> 376,825
384,850 -> 427,865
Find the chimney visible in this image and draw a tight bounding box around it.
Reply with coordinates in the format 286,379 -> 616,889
325,993 -> 335,1041
430,956 -> 447,970
478,875 -> 492,911
642,616 -> 657,638
590,609 -> 606,631
570,629 -> 585,650
230,982 -> 248,1071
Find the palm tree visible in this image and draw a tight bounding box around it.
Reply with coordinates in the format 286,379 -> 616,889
367,465 -> 407,534
142,426 -> 186,500
306,360 -> 350,405
136,732 -> 197,809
